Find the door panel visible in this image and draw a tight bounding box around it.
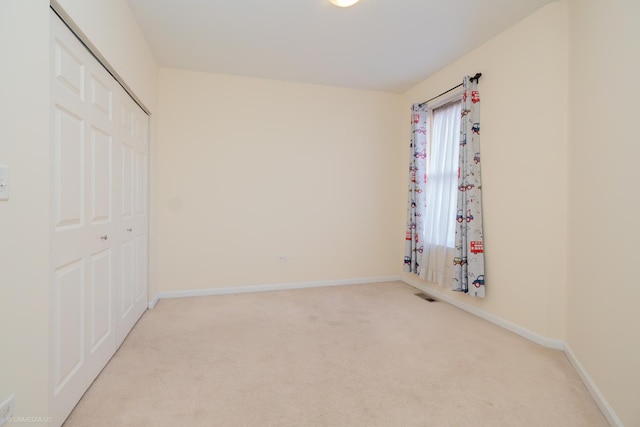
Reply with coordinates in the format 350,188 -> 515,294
89,73 -> 112,120
89,126 -> 112,224
53,39 -> 84,102
53,259 -> 85,394
121,104 -> 133,134
88,249 -> 112,353
135,235 -> 147,300
53,106 -> 85,230
135,151 -> 146,216
121,145 -> 134,218
120,238 -> 134,318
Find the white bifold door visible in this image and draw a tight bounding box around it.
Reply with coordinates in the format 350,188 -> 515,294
49,10 -> 148,425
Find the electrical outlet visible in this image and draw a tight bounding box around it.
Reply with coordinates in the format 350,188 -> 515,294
278,256 -> 287,262
0,395 -> 14,426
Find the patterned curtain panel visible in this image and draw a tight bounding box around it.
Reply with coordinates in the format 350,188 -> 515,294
403,104 -> 427,273
453,76 -> 486,297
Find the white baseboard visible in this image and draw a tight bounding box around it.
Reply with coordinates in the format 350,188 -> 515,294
564,344 -> 623,427
147,294 -> 160,309
401,276 -> 564,349
157,275 -> 401,300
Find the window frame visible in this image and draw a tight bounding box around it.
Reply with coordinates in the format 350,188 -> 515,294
423,91 -> 463,249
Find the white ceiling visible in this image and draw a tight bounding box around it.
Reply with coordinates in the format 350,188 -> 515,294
126,0 -> 557,93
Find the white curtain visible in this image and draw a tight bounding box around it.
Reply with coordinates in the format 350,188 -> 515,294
419,100 -> 461,284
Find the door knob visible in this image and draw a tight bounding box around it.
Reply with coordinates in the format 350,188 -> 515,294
100,235 -> 108,240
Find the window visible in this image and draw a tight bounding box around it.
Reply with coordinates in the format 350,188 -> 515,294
423,98 -> 461,249
405,80 -> 484,289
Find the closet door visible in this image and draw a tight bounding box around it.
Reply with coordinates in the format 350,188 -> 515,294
50,12 -> 118,423
116,92 -> 149,345
49,10 -> 149,425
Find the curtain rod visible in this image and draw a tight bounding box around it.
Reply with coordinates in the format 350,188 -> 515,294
418,73 -> 482,108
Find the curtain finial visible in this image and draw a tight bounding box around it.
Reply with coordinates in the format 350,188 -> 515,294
470,73 -> 482,83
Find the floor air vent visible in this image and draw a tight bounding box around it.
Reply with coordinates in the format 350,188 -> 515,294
415,293 -> 437,302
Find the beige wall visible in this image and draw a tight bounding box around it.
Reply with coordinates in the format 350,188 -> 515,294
0,1 -> 158,424
567,0 -> 640,425
401,2 -> 569,340
0,1 -> 51,422
157,69 -> 404,292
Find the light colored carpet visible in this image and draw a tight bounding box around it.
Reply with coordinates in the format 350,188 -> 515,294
63,282 -> 609,427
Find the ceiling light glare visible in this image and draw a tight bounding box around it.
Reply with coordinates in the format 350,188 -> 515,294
329,0 -> 360,7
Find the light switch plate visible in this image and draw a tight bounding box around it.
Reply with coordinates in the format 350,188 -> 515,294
0,165 -> 9,201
